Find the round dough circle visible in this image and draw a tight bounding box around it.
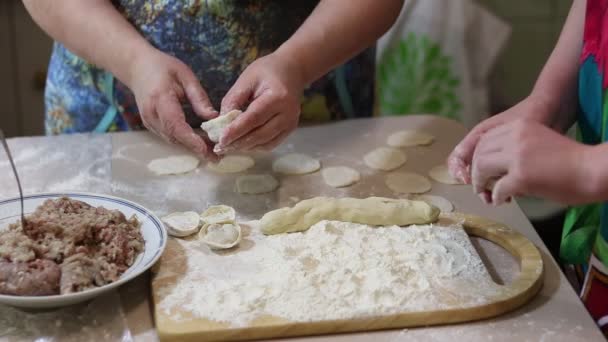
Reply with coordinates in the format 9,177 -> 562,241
161,211 -> 201,237
207,155 -> 255,173
147,155 -> 200,175
235,174 -> 279,194
429,164 -> 463,185
200,205 -> 236,225
385,172 -> 432,194
387,130 -> 435,147
272,153 -> 321,175
410,194 -> 454,213
364,147 -> 407,171
321,166 -> 360,188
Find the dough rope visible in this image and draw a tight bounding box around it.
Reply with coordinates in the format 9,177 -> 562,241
260,197 -> 440,235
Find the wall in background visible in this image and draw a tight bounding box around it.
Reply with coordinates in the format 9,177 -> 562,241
481,0 -> 572,112
0,0 -> 572,137
0,0 -> 52,137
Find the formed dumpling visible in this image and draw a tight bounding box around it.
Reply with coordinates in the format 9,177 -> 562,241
200,110 -> 242,143
199,222 -> 242,250
200,205 -> 236,225
161,211 -> 201,237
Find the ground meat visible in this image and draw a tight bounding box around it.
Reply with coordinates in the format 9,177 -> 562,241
0,259 -> 60,296
0,197 -> 144,296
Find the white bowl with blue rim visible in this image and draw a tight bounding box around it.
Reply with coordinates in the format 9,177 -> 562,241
0,192 -> 167,309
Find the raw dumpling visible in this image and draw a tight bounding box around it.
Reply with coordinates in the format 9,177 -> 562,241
147,155 -> 200,175
272,153 -> 321,175
364,147 -> 406,171
385,172 -> 432,194
429,164 -> 463,185
207,155 -> 255,173
161,211 -> 201,237
200,110 -> 241,143
387,130 -> 435,147
199,222 -> 242,249
321,166 -> 360,188
235,174 -> 279,194
200,205 -> 236,225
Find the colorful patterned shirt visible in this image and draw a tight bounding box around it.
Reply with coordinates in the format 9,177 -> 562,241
562,0 -> 608,334
44,0 -> 375,135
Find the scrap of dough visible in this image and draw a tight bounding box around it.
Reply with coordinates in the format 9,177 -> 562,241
429,164 -> 463,185
272,153 -> 321,175
200,205 -> 236,225
200,110 -> 242,143
387,130 -> 435,147
207,155 -> 255,173
161,211 -> 201,237
410,194 -> 454,213
385,172 -> 432,194
364,147 -> 407,171
147,155 -> 200,176
260,196 -> 439,235
199,222 -> 242,250
321,166 -> 360,188
235,174 -> 279,194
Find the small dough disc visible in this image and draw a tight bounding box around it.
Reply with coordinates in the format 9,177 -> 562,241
410,194 -> 454,213
200,110 -> 241,143
321,166 -> 360,188
387,130 -> 435,147
200,205 -> 236,225
162,211 -> 201,237
364,147 -> 407,171
199,222 -> 242,250
207,155 -> 255,173
147,155 -> 200,175
272,153 -> 321,175
429,164 -> 463,185
235,174 -> 279,194
385,172 -> 432,194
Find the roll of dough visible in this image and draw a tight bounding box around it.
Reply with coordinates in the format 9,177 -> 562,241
260,196 -> 440,235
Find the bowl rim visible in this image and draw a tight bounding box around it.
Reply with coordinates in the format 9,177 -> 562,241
0,191 -> 167,303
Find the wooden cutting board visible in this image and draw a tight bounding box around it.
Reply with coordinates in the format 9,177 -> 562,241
151,213 -> 543,342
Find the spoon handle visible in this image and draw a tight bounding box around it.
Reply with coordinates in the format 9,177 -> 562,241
0,129 -> 26,225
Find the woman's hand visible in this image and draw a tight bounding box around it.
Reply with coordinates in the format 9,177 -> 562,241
128,49 -> 219,159
470,119 -> 592,205
216,52 -> 305,153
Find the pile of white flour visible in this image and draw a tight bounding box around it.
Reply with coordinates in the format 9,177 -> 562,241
156,221 -> 501,327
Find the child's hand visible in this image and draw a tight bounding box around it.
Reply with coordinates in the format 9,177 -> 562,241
448,97 -> 552,184
217,53 -> 305,152
470,119 -> 591,205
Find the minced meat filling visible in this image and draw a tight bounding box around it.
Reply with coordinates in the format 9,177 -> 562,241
0,197 -> 144,296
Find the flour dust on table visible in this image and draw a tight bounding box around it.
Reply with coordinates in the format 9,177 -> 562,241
155,220 -> 501,327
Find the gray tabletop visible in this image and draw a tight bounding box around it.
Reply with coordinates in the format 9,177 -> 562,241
0,116 -> 602,341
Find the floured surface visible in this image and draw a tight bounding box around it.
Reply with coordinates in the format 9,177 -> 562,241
154,220 -> 501,328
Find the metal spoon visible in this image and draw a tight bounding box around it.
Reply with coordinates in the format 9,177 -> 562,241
0,129 -> 26,228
